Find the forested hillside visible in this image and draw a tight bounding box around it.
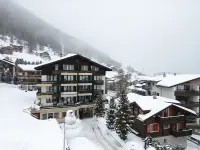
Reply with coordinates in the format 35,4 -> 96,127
0,0 -> 121,67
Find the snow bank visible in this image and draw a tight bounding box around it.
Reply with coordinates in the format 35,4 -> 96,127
0,83 -> 63,150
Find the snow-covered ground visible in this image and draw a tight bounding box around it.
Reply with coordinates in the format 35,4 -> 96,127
0,83 -> 63,150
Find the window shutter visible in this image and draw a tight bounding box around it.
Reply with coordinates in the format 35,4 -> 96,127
146,125 -> 150,133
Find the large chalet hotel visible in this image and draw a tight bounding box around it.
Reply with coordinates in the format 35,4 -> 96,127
32,54 -> 111,122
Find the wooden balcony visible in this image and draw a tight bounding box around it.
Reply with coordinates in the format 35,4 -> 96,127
155,115 -> 185,124
186,123 -> 200,129
181,102 -> 200,108
170,129 -> 192,137
94,80 -> 104,85
175,90 -> 200,96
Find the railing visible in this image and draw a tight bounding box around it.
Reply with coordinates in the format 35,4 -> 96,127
155,115 -> 185,124
181,102 -> 199,107
170,129 -> 192,137
94,80 -> 104,85
78,89 -> 93,93
175,90 -> 200,96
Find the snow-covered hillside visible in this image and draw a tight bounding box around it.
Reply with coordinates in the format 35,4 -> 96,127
0,83 -> 63,150
0,35 -> 61,63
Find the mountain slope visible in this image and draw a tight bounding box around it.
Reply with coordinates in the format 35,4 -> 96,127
0,0 -> 121,67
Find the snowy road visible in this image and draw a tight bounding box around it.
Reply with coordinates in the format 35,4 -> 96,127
62,118 -> 115,150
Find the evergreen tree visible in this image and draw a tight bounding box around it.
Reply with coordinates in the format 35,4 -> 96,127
115,69 -> 131,97
32,61 -> 35,65
24,60 -> 27,65
106,109 -> 115,130
94,94 -> 105,118
115,90 -> 130,140
39,61 -> 42,64
27,61 -> 30,64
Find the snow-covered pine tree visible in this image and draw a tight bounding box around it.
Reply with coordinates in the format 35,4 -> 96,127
106,108 -> 115,130
115,68 -> 131,98
94,94 -> 105,118
115,89 -> 130,140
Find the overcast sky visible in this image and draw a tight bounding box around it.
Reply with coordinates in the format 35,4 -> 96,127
15,0 -> 200,74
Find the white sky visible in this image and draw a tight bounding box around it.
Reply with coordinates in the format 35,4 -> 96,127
15,0 -> 200,74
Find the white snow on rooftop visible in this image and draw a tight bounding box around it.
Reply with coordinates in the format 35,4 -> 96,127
35,53 -> 77,68
127,93 -> 196,121
137,75 -> 162,82
156,74 -> 200,87
18,64 -> 38,71
0,84 -> 63,150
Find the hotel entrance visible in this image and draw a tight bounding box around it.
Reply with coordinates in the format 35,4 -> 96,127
79,107 -> 94,119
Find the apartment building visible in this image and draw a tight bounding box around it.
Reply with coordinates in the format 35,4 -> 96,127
17,64 -> 41,90
128,93 -> 196,148
32,54 -> 112,122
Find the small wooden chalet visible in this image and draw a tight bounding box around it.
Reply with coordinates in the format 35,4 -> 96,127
128,93 -> 196,139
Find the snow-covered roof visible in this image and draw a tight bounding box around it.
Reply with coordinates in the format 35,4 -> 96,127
156,74 -> 200,87
127,93 -> 196,121
0,59 -> 15,66
35,53 -> 112,71
35,53 -> 77,68
135,83 -> 143,87
127,85 -> 146,92
18,64 -> 38,71
173,104 -> 197,116
137,75 -> 162,82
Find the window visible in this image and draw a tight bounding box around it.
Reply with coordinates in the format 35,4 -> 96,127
147,123 -> 159,133
64,86 -> 76,92
62,112 -> 66,118
63,97 -> 76,105
46,86 -> 53,92
81,65 -> 88,71
63,64 -> 74,70
79,96 -> 91,103
42,114 -> 47,120
46,98 -> 52,103
94,76 -> 102,80
91,66 -> 99,71
54,75 -> 57,81
48,113 -> 53,119
47,75 -> 53,81
79,75 -> 89,81
63,75 -> 75,81
55,64 -> 59,70
54,86 -> 57,92
164,124 -> 170,129
54,113 -> 59,118
163,108 -> 169,117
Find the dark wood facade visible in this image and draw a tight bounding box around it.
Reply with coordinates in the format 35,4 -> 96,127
35,54 -> 111,108
130,102 -> 194,138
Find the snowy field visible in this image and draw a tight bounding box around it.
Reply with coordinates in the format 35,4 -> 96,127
0,83 -> 63,150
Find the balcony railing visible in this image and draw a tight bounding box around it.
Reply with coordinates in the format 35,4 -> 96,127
155,115 -> 185,124
78,80 -> 93,83
181,102 -> 200,108
170,129 -> 192,137
94,80 -> 104,85
175,90 -> 200,96
78,89 -> 93,93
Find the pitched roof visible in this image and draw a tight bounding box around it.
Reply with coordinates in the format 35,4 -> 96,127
0,59 -> 15,66
34,53 -> 112,71
18,64 -> 38,71
127,93 -> 196,121
156,74 -> 200,87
